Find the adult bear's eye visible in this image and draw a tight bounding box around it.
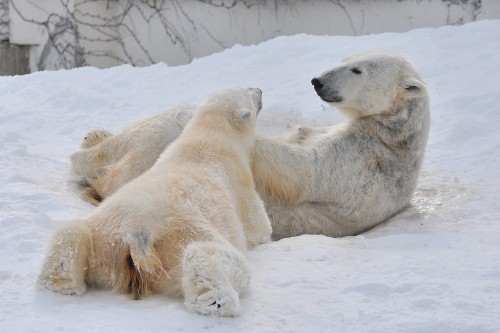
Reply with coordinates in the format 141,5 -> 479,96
351,68 -> 362,74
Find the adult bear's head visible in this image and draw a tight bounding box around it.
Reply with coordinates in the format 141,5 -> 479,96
311,51 -> 427,119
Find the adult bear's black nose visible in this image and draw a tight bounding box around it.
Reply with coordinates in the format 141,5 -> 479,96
311,78 -> 323,92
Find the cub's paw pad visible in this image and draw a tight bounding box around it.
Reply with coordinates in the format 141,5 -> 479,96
209,301 -> 222,309
186,287 -> 240,317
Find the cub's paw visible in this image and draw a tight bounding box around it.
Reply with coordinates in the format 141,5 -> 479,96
185,286 -> 241,317
80,186 -> 103,206
38,224 -> 90,296
81,129 -> 112,149
38,262 -> 86,296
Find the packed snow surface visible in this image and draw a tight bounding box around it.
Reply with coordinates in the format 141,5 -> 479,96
1,20 -> 500,332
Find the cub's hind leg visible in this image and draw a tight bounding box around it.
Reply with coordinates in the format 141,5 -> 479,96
182,241 -> 251,317
38,221 -> 92,295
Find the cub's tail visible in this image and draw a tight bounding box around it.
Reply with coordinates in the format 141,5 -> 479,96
115,230 -> 167,299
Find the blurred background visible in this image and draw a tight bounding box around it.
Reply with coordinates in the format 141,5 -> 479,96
1,0 -> 499,75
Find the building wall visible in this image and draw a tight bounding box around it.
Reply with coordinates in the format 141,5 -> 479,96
1,0 -> 499,73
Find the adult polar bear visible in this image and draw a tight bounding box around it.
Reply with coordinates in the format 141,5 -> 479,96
72,51 -> 430,239
39,88 -> 271,317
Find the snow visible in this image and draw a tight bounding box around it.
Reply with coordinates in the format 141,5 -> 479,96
1,20 -> 500,332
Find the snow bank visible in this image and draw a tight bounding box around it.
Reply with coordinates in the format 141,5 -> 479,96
0,20 -> 499,332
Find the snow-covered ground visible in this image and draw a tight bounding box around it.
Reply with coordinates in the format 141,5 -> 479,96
1,20 -> 499,332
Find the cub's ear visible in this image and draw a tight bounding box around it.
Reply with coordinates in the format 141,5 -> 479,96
231,108 -> 253,130
240,110 -> 251,122
402,77 -> 426,97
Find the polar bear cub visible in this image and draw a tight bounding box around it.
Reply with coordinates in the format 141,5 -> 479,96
38,88 -> 271,317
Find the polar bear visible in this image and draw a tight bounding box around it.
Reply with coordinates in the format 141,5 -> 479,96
71,105 -> 196,205
254,51 -> 430,238
70,51 -> 430,239
38,88 -> 271,317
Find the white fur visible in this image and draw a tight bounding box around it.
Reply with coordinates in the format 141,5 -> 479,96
70,51 -> 430,239
39,88 -> 271,317
71,105 -> 196,204
255,51 -> 430,238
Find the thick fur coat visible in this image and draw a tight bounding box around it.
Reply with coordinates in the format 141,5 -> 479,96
39,89 -> 271,317
70,51 -> 430,239
256,52 -> 430,237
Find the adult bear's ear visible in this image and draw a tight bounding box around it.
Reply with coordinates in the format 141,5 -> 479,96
402,77 -> 426,97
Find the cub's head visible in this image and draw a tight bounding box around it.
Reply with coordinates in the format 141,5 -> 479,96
311,51 -> 427,118
197,88 -> 262,145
